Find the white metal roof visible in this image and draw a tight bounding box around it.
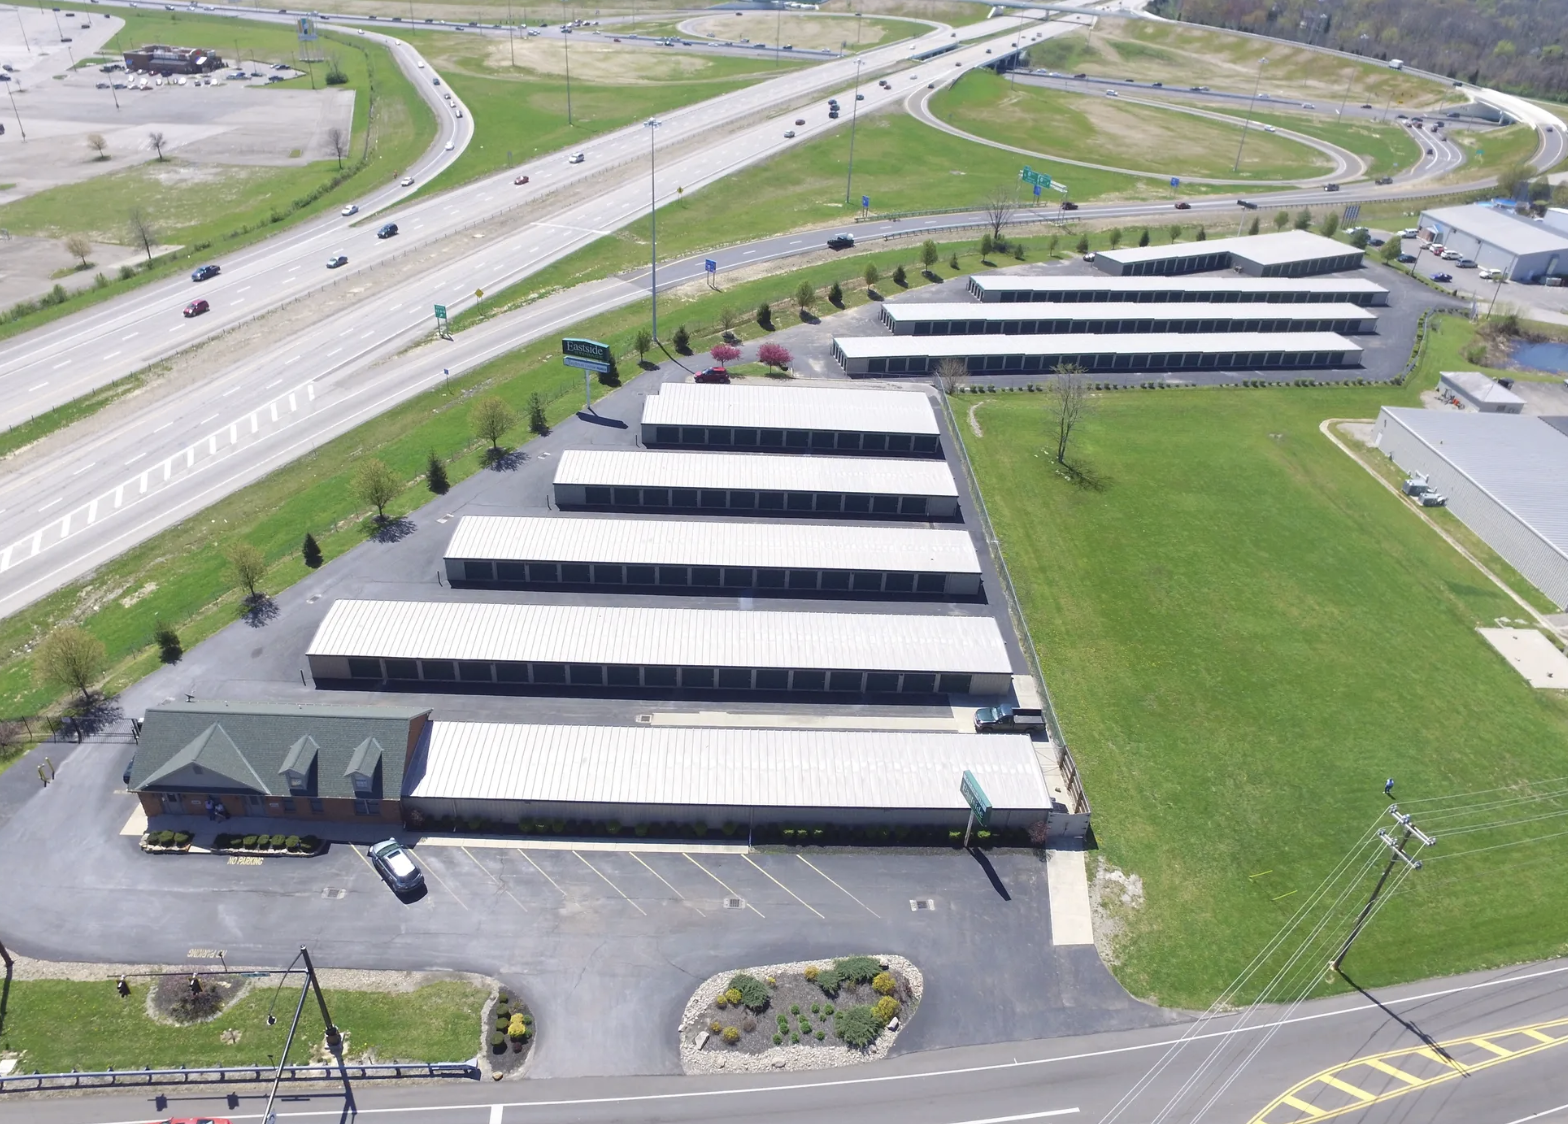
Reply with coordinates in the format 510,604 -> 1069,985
1379,408 -> 1568,563
967,275 -> 1387,296
409,722 -> 1051,811
308,599 -> 1014,673
1098,230 -> 1356,267
446,516 -> 982,573
642,382 -> 939,435
1440,370 -> 1525,407
881,302 -> 1377,324
553,449 -> 959,497
1421,204 -> 1568,257
833,331 -> 1364,358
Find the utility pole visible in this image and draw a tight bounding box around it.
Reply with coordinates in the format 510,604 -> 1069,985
1232,57 -> 1267,174
562,5 -> 572,125
645,117 -> 661,341
844,57 -> 864,205
1331,806 -> 1435,973
507,0 -> 515,66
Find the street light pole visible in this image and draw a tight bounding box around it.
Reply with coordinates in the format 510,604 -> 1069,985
5,82 -> 25,140
506,0 -> 515,66
562,9 -> 572,125
645,117 -> 661,341
1232,57 -> 1267,174
844,57 -> 863,205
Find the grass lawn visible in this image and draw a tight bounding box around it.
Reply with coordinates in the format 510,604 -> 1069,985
0,979 -> 485,1072
399,29 -> 806,194
933,71 -> 1333,181
1241,109 -> 1422,180
962,315 -> 1568,1007
1437,123 -> 1544,185
681,11 -> 923,52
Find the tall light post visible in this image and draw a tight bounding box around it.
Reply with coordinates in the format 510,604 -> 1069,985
5,82 -> 25,140
843,57 -> 864,205
507,0 -> 516,66
1335,71 -> 1354,118
775,0 -> 782,68
1231,56 -> 1267,175
645,117 -> 661,341
562,5 -> 573,125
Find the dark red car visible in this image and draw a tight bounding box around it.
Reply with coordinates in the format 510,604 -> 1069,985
514,174 -> 530,185
694,366 -> 729,384
1174,201 -> 1191,209
183,299 -> 209,317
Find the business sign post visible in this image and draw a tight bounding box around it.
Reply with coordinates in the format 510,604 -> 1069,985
562,337 -> 613,410
704,258 -> 717,289
960,769 -> 992,848
433,303 -> 449,339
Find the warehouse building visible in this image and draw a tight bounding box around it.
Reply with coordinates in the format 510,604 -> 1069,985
641,383 -> 941,456
1417,204 -> 1568,283
122,44 -> 226,74
831,331 -> 1363,376
966,275 -> 1389,306
877,301 -> 1378,336
1439,370 -> 1525,413
404,723 -> 1052,831
1375,408 -> 1568,607
552,449 -> 960,518
128,701 -> 430,825
306,599 -> 1015,695
445,515 -> 984,597
1093,231 -> 1363,277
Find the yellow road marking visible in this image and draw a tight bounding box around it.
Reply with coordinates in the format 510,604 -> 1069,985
1362,1057 -> 1424,1085
1522,1028 -> 1560,1044
1415,1046 -> 1463,1069
1470,1038 -> 1514,1057
1280,1094 -> 1327,1118
1318,1074 -> 1374,1102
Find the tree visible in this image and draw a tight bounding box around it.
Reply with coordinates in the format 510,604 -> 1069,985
86,132 -> 109,160
710,343 -> 741,364
757,342 -> 791,373
35,626 -> 107,706
154,623 -> 183,664
1350,228 -> 1371,250
827,280 -> 843,306
719,307 -> 739,333
1137,228 -> 1151,247
426,451 -> 450,495
1075,234 -> 1090,255
948,252 -> 960,270
1108,228 -> 1123,249
756,300 -> 773,328
352,458 -> 400,521
1047,235 -> 1060,258
64,234 -> 93,269
891,264 -> 907,287
528,392 -> 549,435
1046,364 -> 1092,467
1167,224 -> 1182,244
1247,215 -> 1260,236
863,263 -> 879,289
980,185 -> 1016,241
633,326 -> 652,362
323,53 -> 348,85
1380,237 -> 1404,262
920,239 -> 939,271
224,542 -> 267,600
1320,211 -> 1341,238
325,125 -> 349,169
302,532 -> 323,568
935,357 -> 968,395
148,130 -> 167,162
794,279 -> 816,314
127,208 -> 158,265
1274,209 -> 1291,231
979,232 -> 995,258
1293,208 -> 1313,230
1196,226 -> 1207,241
1496,161 -> 1534,200
470,395 -> 517,453
671,324 -> 691,353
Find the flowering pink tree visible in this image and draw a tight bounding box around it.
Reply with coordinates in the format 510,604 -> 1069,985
709,343 -> 741,365
757,342 -> 792,373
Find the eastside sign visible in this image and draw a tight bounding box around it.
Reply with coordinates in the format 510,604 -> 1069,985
561,337 -> 612,374
960,769 -> 992,828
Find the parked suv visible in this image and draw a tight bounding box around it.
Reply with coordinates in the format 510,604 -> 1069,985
694,366 -> 730,384
368,839 -> 424,894
377,222 -> 399,239
190,263 -> 220,282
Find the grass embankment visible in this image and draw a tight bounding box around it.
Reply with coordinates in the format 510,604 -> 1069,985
0,7 -> 434,343
1239,109 -> 1421,180
933,70 -> 1333,181
963,315 -> 1568,1008
1439,123 -> 1545,185
679,11 -> 922,52
1024,20 -> 1451,109
401,29 -> 806,195
0,980 -> 484,1073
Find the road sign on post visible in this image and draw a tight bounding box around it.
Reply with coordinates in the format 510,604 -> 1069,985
861,194 -> 870,211
433,304 -> 449,339
1019,166 -> 1051,191
704,258 -> 717,288
561,337 -> 612,373
1033,183 -> 1041,198
960,769 -> 992,848
1170,176 -> 1180,188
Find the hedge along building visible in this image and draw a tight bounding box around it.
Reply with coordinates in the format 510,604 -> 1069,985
639,382 -> 943,456
128,701 -> 431,824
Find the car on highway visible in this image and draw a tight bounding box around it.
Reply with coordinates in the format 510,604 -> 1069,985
432,76 -> 440,85
341,203 -> 358,216
399,175 -> 414,186
783,129 -> 796,138
1174,201 -> 1191,209
855,93 -> 864,99
445,140 -> 454,150
826,232 -> 855,249
829,108 -> 840,117
1431,272 -> 1453,282
1397,253 -> 1417,263
1426,147 -> 1434,155
368,839 -> 424,895
1060,200 -> 1078,210
190,263 -> 220,282
1360,103 -> 1373,108
513,174 -> 530,185
1104,89 -> 1117,97
377,222 -> 398,239
153,1116 -> 231,1124
1262,124 -> 1276,132
795,118 -> 805,125
1301,101 -> 1314,108
1374,176 -> 1394,185
1323,183 -> 1340,191
694,366 -> 730,383
183,298 -> 209,317
568,152 -> 585,163
327,253 -> 348,268
416,60 -> 425,67
1237,199 -> 1258,209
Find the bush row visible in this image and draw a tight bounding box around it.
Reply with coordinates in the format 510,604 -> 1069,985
212,832 -> 322,854
144,830 -> 193,849
410,814 -> 1035,847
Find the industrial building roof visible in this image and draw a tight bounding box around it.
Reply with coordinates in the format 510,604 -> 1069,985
308,599 -> 1014,673
1421,204 -> 1568,256
1441,370 -> 1525,407
446,515 -> 982,573
1379,408 -> 1568,563
408,722 -> 1050,811
832,331 -> 1364,358
1096,230 -> 1354,267
553,449 -> 959,497
642,382 -> 939,434
967,275 -> 1388,297
880,302 -> 1378,324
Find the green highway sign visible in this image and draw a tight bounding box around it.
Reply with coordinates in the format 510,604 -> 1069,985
1019,166 -> 1052,190
960,770 -> 992,828
434,304 -> 448,318
562,336 -> 612,374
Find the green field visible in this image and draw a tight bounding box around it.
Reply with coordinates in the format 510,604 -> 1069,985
0,979 -> 485,1073
1238,109 -> 1421,180
963,319 -> 1568,1007
677,11 -> 923,52
932,71 -> 1333,181
1438,123 -> 1545,185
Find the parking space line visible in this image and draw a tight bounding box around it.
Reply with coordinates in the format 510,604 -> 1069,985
796,854 -> 881,918
519,849 -> 568,896
575,851 -> 647,916
461,846 -> 531,913
419,852 -> 471,911
631,852 -> 705,915
685,854 -> 765,917
744,855 -> 824,918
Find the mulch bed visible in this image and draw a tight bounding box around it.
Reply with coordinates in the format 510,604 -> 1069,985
698,962 -> 917,1056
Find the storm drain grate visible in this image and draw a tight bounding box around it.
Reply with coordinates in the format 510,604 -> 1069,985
322,886 -> 347,900
723,897 -> 746,910
910,898 -> 935,912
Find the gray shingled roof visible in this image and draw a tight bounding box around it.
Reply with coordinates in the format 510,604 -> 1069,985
130,701 -> 430,801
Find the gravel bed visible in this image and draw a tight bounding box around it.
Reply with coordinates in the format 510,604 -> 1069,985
679,955 -> 923,1075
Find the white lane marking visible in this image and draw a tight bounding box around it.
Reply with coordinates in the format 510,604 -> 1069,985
125,453 -> 146,465
71,462 -> 96,476
121,331 -> 139,340
27,382 -> 48,392
326,348 -> 342,357
795,854 -> 881,917
573,851 -> 647,916
38,498 -> 62,512
153,422 -> 172,433
101,351 -> 122,360
229,299 -> 245,306
265,378 -> 283,389
221,386 -> 241,397
237,286 -> 251,292
198,414 -> 218,425
169,325 -> 184,332
53,360 -> 71,369
743,854 -> 824,918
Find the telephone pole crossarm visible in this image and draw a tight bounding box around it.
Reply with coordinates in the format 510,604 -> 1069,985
1331,806 -> 1435,973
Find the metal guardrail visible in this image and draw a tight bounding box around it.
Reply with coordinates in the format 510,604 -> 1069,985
0,1061 -> 480,1093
